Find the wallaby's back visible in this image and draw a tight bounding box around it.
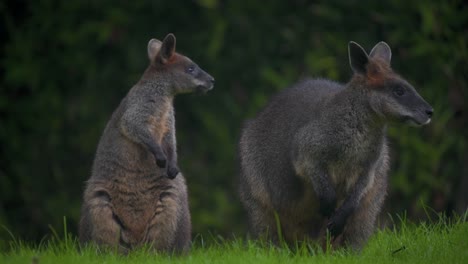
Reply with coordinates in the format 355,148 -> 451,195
240,79 -> 342,207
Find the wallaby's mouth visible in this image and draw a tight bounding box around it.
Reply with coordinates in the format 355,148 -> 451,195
195,84 -> 214,94
403,115 -> 431,127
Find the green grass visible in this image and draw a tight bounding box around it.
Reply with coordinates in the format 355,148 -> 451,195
1,215 -> 467,264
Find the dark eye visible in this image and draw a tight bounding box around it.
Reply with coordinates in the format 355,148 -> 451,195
393,87 -> 405,96
186,65 -> 195,74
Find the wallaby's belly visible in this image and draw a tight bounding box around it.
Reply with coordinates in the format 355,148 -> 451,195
104,175 -> 181,245
111,186 -> 159,243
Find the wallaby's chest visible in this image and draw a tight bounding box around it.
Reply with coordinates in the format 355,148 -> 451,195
147,99 -> 173,142
328,162 -> 362,197
326,132 -> 383,196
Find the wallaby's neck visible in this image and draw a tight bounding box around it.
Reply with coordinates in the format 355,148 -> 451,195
137,67 -> 174,98
330,78 -> 386,135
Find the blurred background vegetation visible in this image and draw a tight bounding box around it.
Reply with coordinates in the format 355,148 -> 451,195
0,0 -> 466,244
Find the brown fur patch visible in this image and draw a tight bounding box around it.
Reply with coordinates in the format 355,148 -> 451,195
167,53 -> 182,64
148,99 -> 171,143
365,58 -> 394,86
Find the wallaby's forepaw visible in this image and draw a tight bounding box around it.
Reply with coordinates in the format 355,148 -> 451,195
155,157 -> 167,168
167,165 -> 180,179
327,209 -> 347,237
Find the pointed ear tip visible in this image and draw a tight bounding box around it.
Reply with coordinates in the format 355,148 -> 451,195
165,33 -> 176,40
379,41 -> 390,47
148,38 -> 162,45
348,41 -> 363,51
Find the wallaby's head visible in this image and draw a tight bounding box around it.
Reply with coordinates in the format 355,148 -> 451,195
146,33 -> 215,94
348,41 -> 433,126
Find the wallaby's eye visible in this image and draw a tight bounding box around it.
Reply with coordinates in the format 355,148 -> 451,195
186,65 -> 195,74
393,87 -> 405,97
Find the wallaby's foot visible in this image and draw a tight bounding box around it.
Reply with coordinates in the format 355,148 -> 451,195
167,165 -> 179,179
321,232 -> 344,252
327,208 -> 348,237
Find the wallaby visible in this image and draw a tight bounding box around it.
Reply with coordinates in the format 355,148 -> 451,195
79,33 -> 214,253
239,41 -> 433,250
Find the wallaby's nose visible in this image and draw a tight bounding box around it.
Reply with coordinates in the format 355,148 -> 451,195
426,108 -> 434,118
210,78 -> 215,84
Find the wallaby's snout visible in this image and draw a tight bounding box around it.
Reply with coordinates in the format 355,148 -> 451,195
195,70 -> 215,94
415,99 -> 433,126
408,104 -> 433,126
208,76 -> 215,89
390,82 -> 433,126
422,98 -> 434,122
426,108 -> 433,118
391,83 -> 433,126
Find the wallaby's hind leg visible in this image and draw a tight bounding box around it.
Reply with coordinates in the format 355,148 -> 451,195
246,202 -> 281,244
170,177 -> 191,253
171,193 -> 191,253
144,198 -> 179,251
79,189 -> 126,252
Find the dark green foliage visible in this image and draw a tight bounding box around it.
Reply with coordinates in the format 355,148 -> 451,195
0,0 -> 466,241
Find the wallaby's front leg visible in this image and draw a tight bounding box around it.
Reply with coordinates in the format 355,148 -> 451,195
341,172 -> 386,251
164,145 -> 179,179
316,170 -> 337,218
327,164 -> 375,237
120,108 -> 167,168
162,117 -> 179,179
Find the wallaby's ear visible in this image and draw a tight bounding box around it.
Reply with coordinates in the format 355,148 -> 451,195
157,33 -> 176,64
369,41 -> 392,64
348,41 -> 369,74
147,38 -> 162,62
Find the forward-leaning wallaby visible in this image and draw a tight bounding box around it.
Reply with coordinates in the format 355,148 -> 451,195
79,33 -> 214,253
239,41 -> 433,250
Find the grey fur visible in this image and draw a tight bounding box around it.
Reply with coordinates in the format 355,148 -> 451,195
238,41 -> 432,250
79,33 -> 214,253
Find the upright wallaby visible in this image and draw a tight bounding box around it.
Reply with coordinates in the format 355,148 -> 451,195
239,41 -> 433,250
79,33 -> 214,253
